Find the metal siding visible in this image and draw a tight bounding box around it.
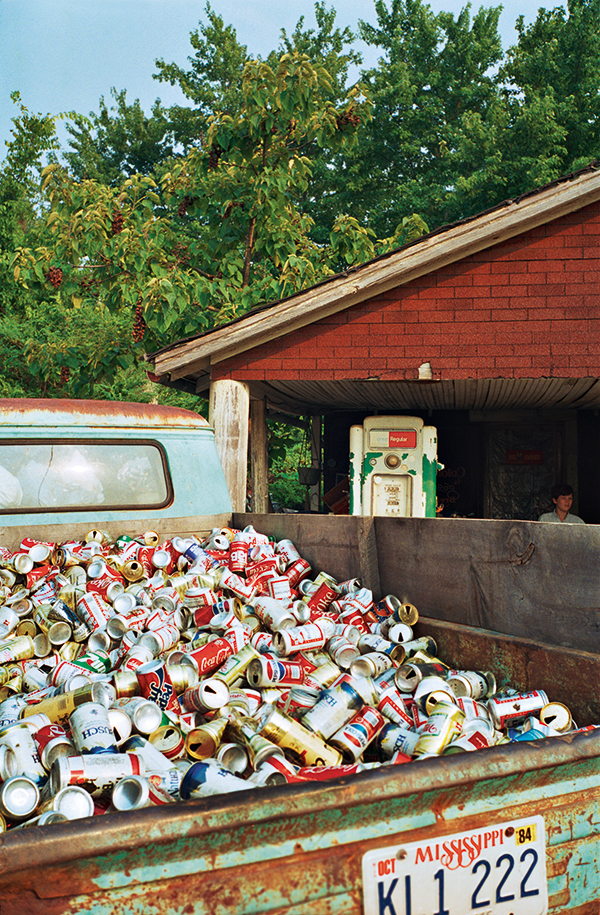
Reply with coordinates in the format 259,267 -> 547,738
237,515 -> 600,653
1,741 -> 599,913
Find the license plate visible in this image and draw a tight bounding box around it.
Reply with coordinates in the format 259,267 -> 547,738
362,816 -> 547,915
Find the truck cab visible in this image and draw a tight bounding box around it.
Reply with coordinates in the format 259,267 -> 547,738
0,399 -> 232,547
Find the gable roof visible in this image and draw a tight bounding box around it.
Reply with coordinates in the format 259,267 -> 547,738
149,164 -> 600,385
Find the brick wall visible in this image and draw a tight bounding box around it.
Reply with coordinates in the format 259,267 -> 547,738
213,202 -> 600,383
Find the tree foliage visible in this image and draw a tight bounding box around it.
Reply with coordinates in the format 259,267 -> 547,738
5,0 -> 600,405
13,51 -> 399,387
64,90 -> 175,185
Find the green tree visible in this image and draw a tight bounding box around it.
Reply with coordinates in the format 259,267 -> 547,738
13,52 -> 388,381
0,94 -> 63,397
348,0 -> 504,235
64,90 -> 175,185
154,3 -> 250,151
501,0 -> 600,179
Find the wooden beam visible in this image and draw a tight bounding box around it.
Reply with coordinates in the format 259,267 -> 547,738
250,398 -> 269,514
209,380 -> 249,513
151,170 -> 600,378
310,414 -> 322,513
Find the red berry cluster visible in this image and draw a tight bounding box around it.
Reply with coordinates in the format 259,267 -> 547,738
207,144 -> 223,171
132,302 -> 146,342
336,107 -> 361,129
172,243 -> 190,266
59,367 -> 71,385
111,210 -> 124,235
46,266 -> 63,288
178,195 -> 193,218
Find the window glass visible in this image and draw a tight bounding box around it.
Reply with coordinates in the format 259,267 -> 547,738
0,441 -> 170,512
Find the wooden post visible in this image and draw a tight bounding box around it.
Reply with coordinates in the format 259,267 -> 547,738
310,414 -> 322,513
209,379 -> 249,512
250,398 -> 270,513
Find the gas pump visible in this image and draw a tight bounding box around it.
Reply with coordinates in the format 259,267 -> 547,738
349,416 -> 440,517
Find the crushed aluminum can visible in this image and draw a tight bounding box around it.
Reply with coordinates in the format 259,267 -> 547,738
329,706 -> 386,763
413,702 -> 466,757
0,775 -> 40,821
50,752 -> 145,798
487,690 -> 549,730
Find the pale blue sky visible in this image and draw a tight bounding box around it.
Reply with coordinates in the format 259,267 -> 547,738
1,0 -> 537,155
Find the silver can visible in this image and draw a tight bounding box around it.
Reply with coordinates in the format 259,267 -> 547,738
70,702 -> 118,754
0,775 -> 40,821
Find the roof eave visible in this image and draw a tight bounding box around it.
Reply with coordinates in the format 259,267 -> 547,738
151,167 -> 600,382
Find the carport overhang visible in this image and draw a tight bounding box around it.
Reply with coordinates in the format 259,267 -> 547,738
146,164 -> 600,509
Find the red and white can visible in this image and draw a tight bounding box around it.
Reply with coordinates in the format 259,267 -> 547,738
306,582 -> 338,614
50,752 -> 144,797
275,539 -> 302,568
284,557 -> 312,589
228,532 -> 250,573
186,638 -> 234,677
487,690 -> 549,729
272,622 -> 329,657
377,686 -> 414,727
76,593 -> 112,633
219,568 -> 256,602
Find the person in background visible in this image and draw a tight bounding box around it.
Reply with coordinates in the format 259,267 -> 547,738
538,483 -> 585,524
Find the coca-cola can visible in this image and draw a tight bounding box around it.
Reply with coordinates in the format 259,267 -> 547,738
306,582 -> 338,614
186,637 -> 234,677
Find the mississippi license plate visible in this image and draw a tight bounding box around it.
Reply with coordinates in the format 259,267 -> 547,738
362,816 -> 547,915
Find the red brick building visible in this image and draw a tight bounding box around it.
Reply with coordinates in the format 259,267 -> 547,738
149,166 -> 600,522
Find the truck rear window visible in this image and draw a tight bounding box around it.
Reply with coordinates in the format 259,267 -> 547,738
0,439 -> 172,513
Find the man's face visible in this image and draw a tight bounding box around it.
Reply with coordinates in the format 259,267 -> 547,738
554,493 -> 573,513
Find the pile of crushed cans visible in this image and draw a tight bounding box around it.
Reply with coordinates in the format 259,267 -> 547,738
0,525 -> 585,829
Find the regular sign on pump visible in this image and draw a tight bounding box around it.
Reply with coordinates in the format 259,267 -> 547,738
362,816 -> 547,915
